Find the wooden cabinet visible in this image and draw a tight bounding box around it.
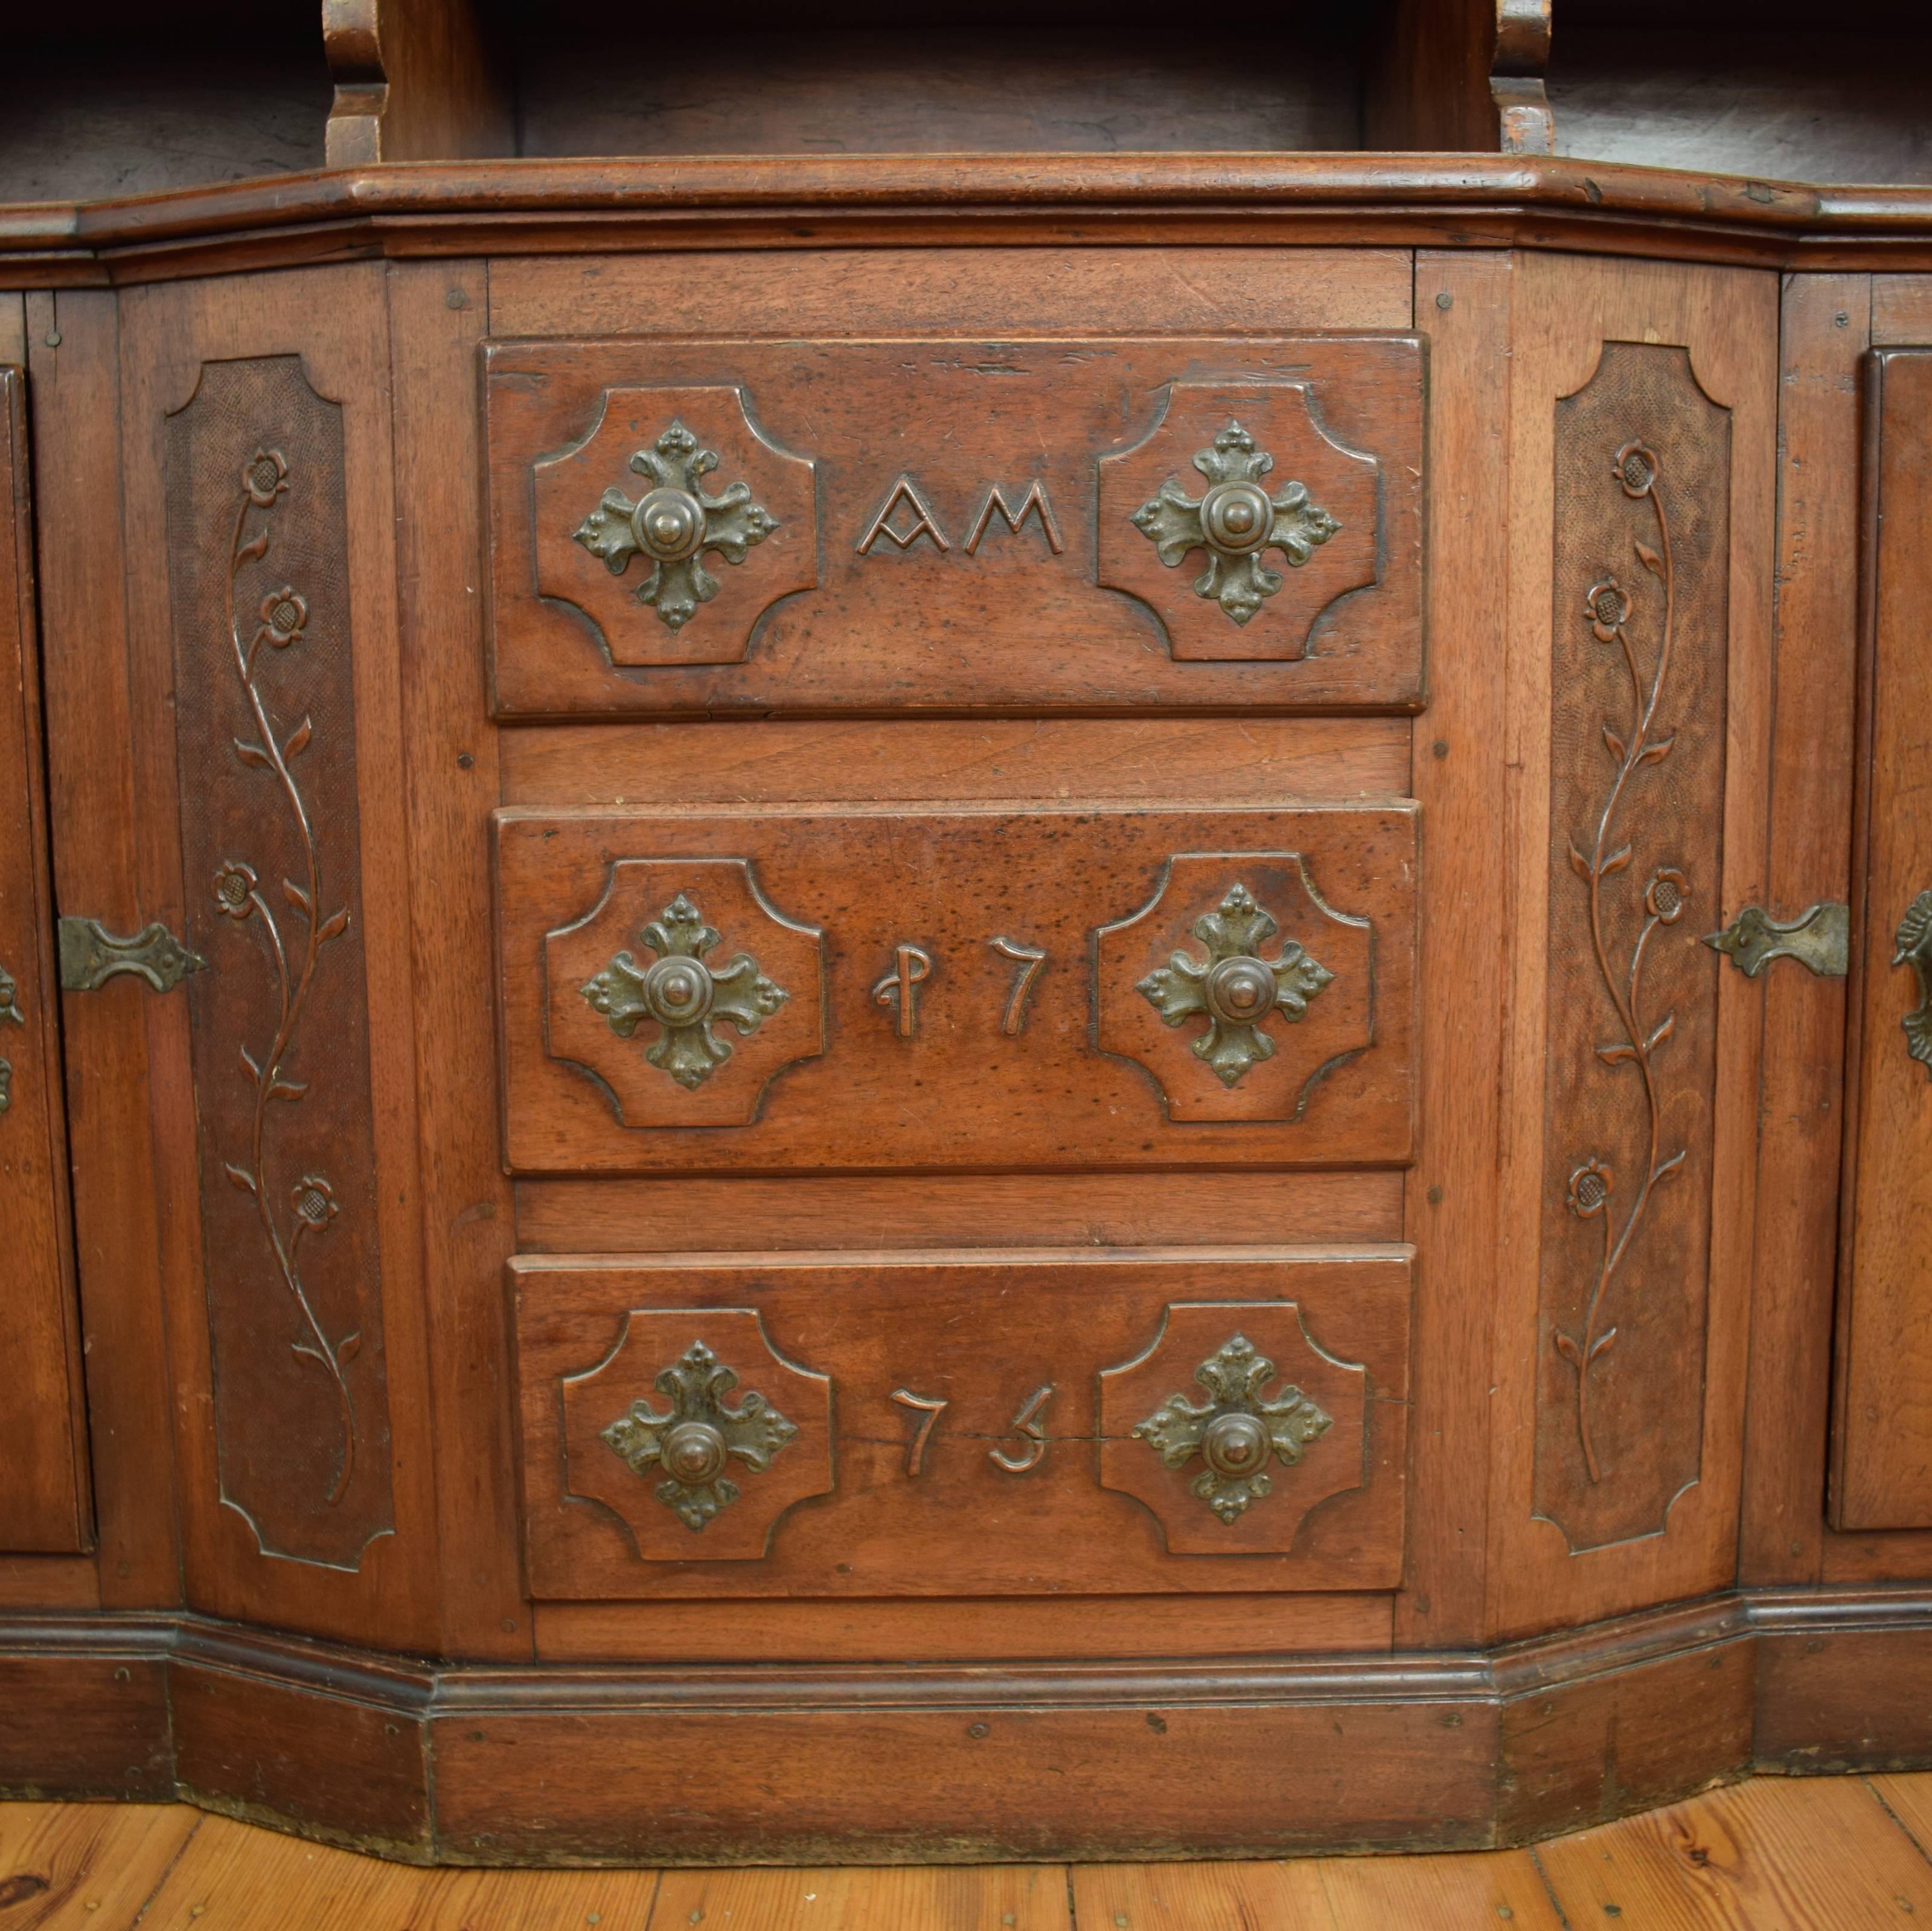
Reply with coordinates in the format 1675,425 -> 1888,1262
4,105 -> 1932,1858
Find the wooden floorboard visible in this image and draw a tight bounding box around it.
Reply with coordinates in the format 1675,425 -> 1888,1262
2,1776 -> 1930,1928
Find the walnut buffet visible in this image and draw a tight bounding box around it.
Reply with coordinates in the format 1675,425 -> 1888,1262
4,0 -> 1932,1865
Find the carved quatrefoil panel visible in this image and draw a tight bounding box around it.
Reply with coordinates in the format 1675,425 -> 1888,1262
559,1307 -> 833,1564
1095,853 -> 1375,1123
533,385 -> 816,670
1096,381 -> 1381,663
1098,1302 -> 1367,1557
543,858 -> 825,1129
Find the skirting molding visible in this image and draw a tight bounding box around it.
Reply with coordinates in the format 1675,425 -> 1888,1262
1,1586 -> 1928,1864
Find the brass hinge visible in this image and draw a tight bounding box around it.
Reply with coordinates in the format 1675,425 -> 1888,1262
1703,901 -> 1849,981
57,917 -> 206,993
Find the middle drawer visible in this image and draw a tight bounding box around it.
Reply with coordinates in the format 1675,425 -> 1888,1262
495,802 -> 1415,1173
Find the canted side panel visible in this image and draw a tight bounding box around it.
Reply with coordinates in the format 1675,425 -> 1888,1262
511,1252 -> 1410,1600
164,356 -> 394,1571
1534,342 -> 1731,1552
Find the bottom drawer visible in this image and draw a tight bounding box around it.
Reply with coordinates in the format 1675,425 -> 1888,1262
511,1249 -> 1410,1599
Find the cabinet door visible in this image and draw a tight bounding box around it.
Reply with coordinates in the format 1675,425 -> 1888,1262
1835,347 -> 1932,1530
0,365 -> 92,1552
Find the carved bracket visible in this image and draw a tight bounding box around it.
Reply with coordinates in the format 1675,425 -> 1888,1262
1095,853 -> 1374,1122
560,1307 -> 833,1562
543,857 -> 825,1129
1098,1302 -> 1365,1556
1096,382 -> 1380,663
534,385 -> 815,670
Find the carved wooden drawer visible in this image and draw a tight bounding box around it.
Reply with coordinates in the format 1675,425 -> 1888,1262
494,804 -> 1416,1173
511,1250 -> 1410,1599
484,335 -> 1423,716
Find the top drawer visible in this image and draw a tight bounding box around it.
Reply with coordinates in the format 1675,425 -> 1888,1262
485,335 -> 1423,717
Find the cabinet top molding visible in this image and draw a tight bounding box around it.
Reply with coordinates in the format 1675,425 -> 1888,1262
4,155 -> 1932,288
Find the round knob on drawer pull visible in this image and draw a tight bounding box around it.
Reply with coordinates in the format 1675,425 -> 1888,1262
661,1420 -> 731,1487
644,953 -> 715,1026
1200,1411 -> 1271,1481
1198,479 -> 1273,557
632,485 -> 708,562
1203,955 -> 1279,1027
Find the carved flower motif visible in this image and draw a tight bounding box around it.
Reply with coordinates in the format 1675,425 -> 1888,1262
291,1174 -> 339,1229
1613,441 -> 1659,499
213,860 -> 258,919
1566,1158 -> 1615,1220
1645,867 -> 1687,924
1136,881 -> 1334,1088
1586,577 -> 1632,642
258,586 -> 309,647
1131,1333 -> 1332,1525
243,446 -> 289,507
601,1339 -> 799,1532
1129,420 -> 1341,627
572,420 -> 780,633
581,891 -> 788,1091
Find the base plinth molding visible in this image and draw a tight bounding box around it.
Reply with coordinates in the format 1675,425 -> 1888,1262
1,1587 -> 1928,1865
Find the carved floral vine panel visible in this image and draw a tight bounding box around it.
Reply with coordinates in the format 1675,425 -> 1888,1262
164,356 -> 394,1570
1534,342 -> 1730,1553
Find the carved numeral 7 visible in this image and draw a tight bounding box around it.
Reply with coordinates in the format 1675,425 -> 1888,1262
990,936 -> 1047,1036
890,1388 -> 948,1476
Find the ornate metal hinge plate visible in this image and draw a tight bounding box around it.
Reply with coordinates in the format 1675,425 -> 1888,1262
57,916 -> 207,993
1703,900 -> 1849,981
1131,1332 -> 1332,1524
1894,890 -> 1932,1076
0,958 -> 21,1116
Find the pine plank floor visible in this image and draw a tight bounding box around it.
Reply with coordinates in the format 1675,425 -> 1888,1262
3,1773 -> 1930,1928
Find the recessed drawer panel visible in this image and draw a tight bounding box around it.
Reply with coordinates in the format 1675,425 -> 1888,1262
485,335 -> 1422,716
511,1250 -> 1410,1599
495,804 -> 1416,1173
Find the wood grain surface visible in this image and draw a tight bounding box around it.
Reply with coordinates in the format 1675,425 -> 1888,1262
485,333 -> 1422,716
511,1250 -> 1410,1600
11,1774 -> 1932,1926
1834,347 -> 1932,1531
497,805 -> 1415,1173
0,365 -> 89,1554
1487,253 -> 1777,1641
27,289 -> 183,1610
